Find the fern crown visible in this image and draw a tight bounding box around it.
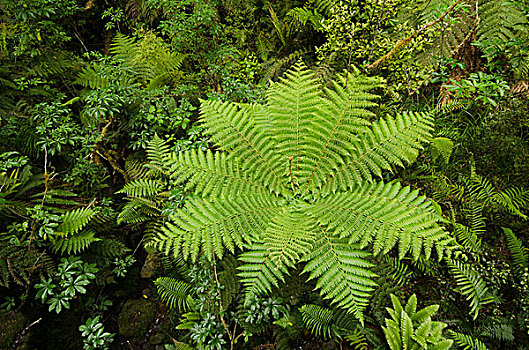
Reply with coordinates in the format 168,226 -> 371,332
148,62 -> 456,323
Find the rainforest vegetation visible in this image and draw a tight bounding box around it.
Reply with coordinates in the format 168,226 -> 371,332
1,0 -> 529,349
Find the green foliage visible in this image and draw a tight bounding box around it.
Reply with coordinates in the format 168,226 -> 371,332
35,257 -> 98,313
300,304 -> 365,344
447,330 -> 489,350
478,0 -> 527,45
430,137 -> 454,164
146,62 -> 456,324
503,227 -> 528,273
447,259 -> 494,319
155,277 -> 194,312
79,316 -> 114,350
382,294 -> 453,350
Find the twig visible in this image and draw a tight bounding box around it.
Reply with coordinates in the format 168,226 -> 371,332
366,0 -> 463,70
367,0 -> 386,63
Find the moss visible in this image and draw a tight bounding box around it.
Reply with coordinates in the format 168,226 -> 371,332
118,299 -> 156,338
0,311 -> 26,348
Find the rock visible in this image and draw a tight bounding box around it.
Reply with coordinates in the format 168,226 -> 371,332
118,299 -> 156,338
149,332 -> 165,345
0,311 -> 26,348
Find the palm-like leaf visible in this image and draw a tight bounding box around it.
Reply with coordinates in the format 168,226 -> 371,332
144,61 -> 457,322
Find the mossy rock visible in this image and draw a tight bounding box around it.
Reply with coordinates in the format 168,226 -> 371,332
118,299 -> 156,338
0,311 -> 26,348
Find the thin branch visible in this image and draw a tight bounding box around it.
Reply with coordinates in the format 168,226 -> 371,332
366,0 -> 463,70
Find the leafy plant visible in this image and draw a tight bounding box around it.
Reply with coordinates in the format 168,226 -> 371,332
35,257 -> 98,313
79,316 -> 114,350
382,294 -> 453,349
148,62 -> 457,323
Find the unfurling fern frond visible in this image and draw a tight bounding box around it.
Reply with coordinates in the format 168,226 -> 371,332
155,277 -> 195,312
447,330 -> 489,350
503,227 -> 528,273
447,260 -> 494,319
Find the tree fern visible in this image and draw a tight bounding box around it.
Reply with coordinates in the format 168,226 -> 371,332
139,62 -> 457,322
447,259 -> 494,319
503,227 -> 528,273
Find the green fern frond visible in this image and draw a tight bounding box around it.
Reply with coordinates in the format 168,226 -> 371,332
200,99 -> 287,195
145,134 -> 172,176
55,208 -> 96,236
87,237 -> 129,258
170,148 -> 272,198
238,210 -> 317,303
430,137 -> 454,163
301,235 -> 377,324
478,0 -> 527,44
218,255 -> 240,309
320,111 -> 434,195
310,182 -> 454,260
503,227 -> 528,273
117,202 -> 150,225
300,304 -> 338,339
149,195 -> 285,261
299,71 -> 381,192
454,223 -> 482,253
155,277 -> 195,312
147,62 -> 453,324
479,319 -> 514,342
447,330 -> 489,350
51,230 -> 100,255
117,179 -> 163,197
300,304 -> 363,343
383,294 -> 453,350
75,63 -> 110,89
125,157 -> 150,180
447,259 -> 494,319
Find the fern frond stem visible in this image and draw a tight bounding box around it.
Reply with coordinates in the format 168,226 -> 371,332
366,0 -> 463,70
296,90 -> 300,171
302,98 -> 347,192
289,156 -> 296,192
